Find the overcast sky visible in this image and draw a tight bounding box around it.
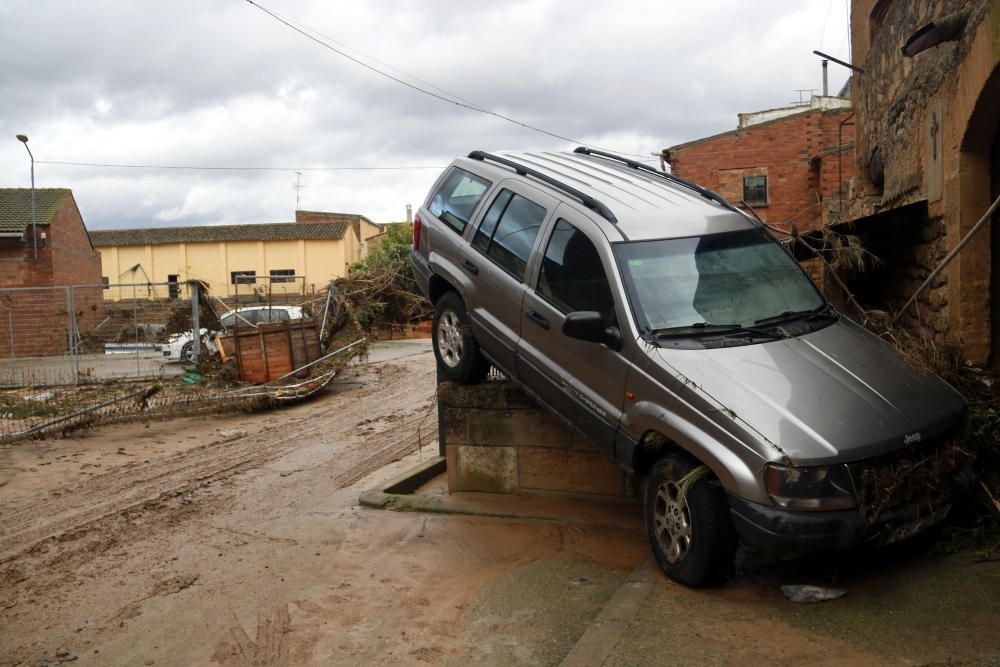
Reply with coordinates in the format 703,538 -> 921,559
0,1 -> 851,230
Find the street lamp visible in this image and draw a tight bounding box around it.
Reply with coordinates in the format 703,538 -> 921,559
16,134 -> 37,259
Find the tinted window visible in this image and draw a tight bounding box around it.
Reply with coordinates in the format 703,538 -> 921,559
538,220 -> 614,320
472,190 -> 514,253
429,168 -> 491,234
471,192 -> 546,281
219,313 -> 235,329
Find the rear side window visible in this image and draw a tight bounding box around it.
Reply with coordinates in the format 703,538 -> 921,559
471,190 -> 546,281
429,168 -> 491,234
537,220 -> 614,320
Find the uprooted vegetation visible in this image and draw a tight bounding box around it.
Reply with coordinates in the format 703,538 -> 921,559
316,223 -> 429,353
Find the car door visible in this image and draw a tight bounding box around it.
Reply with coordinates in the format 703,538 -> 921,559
459,181 -> 555,377
516,206 -> 632,457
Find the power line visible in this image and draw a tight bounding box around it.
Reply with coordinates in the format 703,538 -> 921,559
36,160 -> 445,172
243,0 -> 658,162
260,5 -> 486,112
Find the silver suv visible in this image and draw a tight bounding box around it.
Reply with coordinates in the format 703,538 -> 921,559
410,147 -> 973,586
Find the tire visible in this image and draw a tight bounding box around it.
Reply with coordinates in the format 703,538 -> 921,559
644,454 -> 737,587
181,341 -> 195,364
432,291 -> 489,384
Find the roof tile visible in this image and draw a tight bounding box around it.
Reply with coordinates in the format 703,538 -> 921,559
0,188 -> 71,233
89,221 -> 351,246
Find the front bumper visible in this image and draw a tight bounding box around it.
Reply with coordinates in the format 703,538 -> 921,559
728,455 -> 976,561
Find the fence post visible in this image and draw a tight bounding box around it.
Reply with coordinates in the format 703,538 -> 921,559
191,281 -> 201,364
66,286 -> 80,384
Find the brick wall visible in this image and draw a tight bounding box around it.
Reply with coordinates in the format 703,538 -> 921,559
0,193 -> 102,357
667,108 -> 856,233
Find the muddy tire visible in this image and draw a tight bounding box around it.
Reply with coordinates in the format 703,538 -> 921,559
644,454 -> 736,587
181,341 -> 195,364
432,291 -> 489,384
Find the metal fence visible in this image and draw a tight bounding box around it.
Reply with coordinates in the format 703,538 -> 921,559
0,277 -> 313,387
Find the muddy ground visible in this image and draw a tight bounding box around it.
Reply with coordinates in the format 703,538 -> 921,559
1,339 -> 998,666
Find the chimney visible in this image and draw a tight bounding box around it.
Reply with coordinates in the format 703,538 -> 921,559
822,59 -> 829,96
406,204 -> 413,223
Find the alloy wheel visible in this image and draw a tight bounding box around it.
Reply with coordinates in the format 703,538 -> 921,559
437,310 -> 463,368
653,480 -> 692,564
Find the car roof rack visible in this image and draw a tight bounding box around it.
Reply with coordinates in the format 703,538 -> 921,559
572,146 -> 747,217
468,150 -> 618,224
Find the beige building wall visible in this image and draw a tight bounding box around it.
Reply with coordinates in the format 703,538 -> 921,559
95,237 -> 355,299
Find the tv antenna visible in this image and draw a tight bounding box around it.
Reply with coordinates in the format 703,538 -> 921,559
294,171 -> 307,209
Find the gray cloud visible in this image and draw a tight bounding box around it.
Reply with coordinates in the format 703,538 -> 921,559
0,0 -> 851,229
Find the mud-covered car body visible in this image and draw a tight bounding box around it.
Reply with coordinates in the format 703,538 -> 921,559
411,148 -> 972,575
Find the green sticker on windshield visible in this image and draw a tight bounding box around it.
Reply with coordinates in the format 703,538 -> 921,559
628,259 -> 643,267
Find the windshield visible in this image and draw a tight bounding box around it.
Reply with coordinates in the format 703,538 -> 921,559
615,229 -> 825,335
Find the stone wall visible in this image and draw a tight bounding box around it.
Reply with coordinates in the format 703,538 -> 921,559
438,382 -> 632,499
846,0 -> 999,363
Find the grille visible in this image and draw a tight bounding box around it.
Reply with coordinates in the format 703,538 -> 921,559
851,433 -> 969,522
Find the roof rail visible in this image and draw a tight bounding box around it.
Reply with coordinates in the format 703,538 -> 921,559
467,150 -> 618,224
572,146 -> 745,216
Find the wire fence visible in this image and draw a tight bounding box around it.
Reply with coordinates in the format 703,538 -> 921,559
0,277 -> 315,388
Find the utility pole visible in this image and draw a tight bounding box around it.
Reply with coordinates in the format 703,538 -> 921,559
15,134 -> 37,259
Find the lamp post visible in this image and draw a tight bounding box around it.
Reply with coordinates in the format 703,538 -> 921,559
15,134 -> 37,259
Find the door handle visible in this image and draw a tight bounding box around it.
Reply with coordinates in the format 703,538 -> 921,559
461,258 -> 479,275
526,309 -> 550,329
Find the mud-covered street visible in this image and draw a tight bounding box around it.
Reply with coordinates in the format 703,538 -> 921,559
1,340 -> 998,666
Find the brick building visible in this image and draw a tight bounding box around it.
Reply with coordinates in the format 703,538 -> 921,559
841,0 -> 999,365
663,95 -> 856,233
0,188 -> 102,357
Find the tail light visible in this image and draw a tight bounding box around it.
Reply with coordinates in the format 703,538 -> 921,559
413,213 -> 422,250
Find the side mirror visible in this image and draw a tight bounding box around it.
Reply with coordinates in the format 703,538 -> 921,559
562,311 -> 622,349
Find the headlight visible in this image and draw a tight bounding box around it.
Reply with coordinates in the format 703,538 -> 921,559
764,463 -> 856,511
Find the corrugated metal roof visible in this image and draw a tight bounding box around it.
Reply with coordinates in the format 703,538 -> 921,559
0,188 -> 71,233
89,221 -> 351,246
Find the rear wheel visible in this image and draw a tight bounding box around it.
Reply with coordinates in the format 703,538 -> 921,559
433,291 -> 488,384
644,454 -> 737,587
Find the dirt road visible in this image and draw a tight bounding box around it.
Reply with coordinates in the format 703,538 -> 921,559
2,339 -> 998,666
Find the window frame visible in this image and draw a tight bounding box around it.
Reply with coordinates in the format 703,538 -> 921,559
230,270 -> 256,286
469,187 -> 548,283
269,268 -> 295,284
742,175 -> 769,207
534,217 -> 617,319
427,167 -> 493,236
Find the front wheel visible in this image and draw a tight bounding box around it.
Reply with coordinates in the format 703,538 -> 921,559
432,291 -> 488,384
644,454 -> 737,587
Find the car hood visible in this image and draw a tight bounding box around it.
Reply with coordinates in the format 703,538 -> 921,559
653,318 -> 966,466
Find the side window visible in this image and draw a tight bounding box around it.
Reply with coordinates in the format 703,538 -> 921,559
471,190 -> 546,281
472,190 -> 514,253
537,220 -> 615,320
428,168 -> 492,234
219,313 -> 235,329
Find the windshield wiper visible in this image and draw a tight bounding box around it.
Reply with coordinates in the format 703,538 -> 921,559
652,322 -> 787,340
754,304 -> 832,326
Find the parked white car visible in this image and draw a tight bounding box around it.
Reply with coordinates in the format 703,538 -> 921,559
160,305 -> 305,363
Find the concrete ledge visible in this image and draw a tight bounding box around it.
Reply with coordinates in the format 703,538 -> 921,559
359,457 -> 642,529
